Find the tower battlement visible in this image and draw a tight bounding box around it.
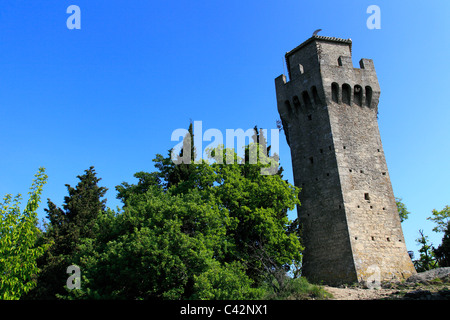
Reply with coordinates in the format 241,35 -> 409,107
275,35 -> 416,286
276,36 -> 380,127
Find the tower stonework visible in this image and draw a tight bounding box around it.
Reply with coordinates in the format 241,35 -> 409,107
275,35 -> 416,285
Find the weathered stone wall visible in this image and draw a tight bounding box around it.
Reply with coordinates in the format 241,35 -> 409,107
275,35 -> 416,285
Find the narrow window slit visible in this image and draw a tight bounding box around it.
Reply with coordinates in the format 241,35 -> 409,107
332,82 -> 339,103
342,84 -> 351,105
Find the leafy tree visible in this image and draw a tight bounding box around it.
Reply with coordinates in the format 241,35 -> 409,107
0,168 -> 49,300
204,150 -> 302,286
122,128 -> 301,286
27,166 -> 107,299
192,260 -> 265,300
413,229 -> 438,272
62,186 -> 262,299
61,125 -> 302,299
154,121 -> 197,191
427,205 -> 450,233
27,123 -> 302,300
430,205 -> 450,267
420,205 -> 450,268
434,221 -> 450,267
116,171 -> 160,204
395,197 -> 410,223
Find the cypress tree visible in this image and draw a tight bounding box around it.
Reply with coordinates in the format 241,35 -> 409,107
26,167 -> 107,299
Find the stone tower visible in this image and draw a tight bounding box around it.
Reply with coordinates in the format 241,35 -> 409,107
275,35 -> 416,286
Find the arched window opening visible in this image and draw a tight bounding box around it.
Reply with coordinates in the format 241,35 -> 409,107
311,86 -> 321,106
292,95 -> 301,109
365,86 -> 373,107
302,91 -> 312,109
284,100 -> 293,116
331,82 -> 339,103
342,84 -> 351,105
354,85 -> 363,107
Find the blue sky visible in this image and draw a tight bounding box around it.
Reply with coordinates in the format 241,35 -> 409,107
0,0 -> 449,259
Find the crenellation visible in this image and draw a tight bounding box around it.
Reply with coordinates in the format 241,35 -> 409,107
275,35 -> 416,286
290,64 -> 304,80
359,58 -> 375,70
338,56 -> 353,68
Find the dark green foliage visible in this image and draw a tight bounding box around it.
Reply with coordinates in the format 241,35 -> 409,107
413,230 -> 438,272
21,126 -> 305,300
155,121 -> 197,191
425,205 -> 450,268
59,126 -> 302,299
65,187 -> 264,299
411,205 -> 450,271
396,197 -> 410,223
6,126 -> 449,299
434,222 -> 450,267
26,167 -> 107,299
427,205 -> 450,233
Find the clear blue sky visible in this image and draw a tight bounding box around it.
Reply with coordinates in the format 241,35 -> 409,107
0,0 -> 449,259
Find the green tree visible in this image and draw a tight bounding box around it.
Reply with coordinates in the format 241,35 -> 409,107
396,197 -> 410,223
430,205 -> 450,267
427,205 -> 450,233
28,166 -> 107,299
204,149 -> 302,286
62,126 -> 302,299
434,222 -> 450,267
422,205 -> 450,268
413,229 -> 438,272
192,260 -> 264,300
63,186 -> 262,299
154,121 -> 197,191
134,126 -> 302,284
0,168 -> 49,300
125,128 -> 301,287
34,123 -> 303,300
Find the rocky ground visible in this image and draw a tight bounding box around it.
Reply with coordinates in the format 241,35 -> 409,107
322,267 -> 450,300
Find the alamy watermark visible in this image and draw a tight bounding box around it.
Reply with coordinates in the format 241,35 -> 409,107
366,5 -> 381,30
364,264 -> 381,289
67,5 -> 81,30
66,264 -> 81,290
170,121 -> 280,175
64,6 -> 381,32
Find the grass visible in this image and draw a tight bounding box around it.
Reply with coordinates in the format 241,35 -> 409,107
263,276 -> 332,300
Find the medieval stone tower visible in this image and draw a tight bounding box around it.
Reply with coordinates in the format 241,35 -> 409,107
275,35 -> 416,285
